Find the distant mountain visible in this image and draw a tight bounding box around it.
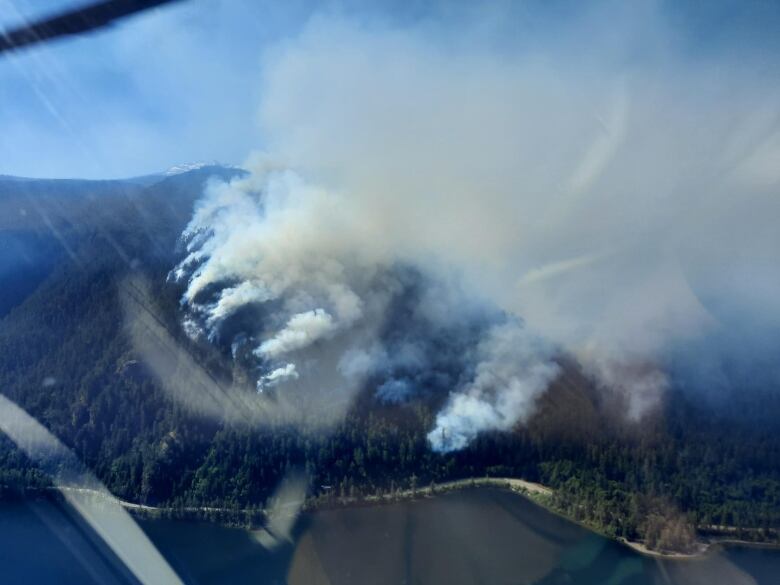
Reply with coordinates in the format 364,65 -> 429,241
0,175 -> 38,182
164,161 -> 241,176
0,163 -> 777,554
0,165 -> 244,317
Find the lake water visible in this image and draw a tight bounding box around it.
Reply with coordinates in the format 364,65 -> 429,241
1,489 -> 778,584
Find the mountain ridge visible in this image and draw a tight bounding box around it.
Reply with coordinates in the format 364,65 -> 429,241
0,169 -> 777,554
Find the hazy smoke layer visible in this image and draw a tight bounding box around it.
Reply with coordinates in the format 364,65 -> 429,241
174,5 -> 780,450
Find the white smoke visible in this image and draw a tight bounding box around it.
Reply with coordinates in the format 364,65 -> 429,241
258,362 -> 299,392
255,309 -> 337,359
174,165 -> 378,342
428,322 -> 560,451
171,164 -> 402,427
172,4 -> 780,450
208,281 -> 272,327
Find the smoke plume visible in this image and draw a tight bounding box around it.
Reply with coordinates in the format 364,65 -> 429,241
428,322 -> 560,451
172,4 -> 780,450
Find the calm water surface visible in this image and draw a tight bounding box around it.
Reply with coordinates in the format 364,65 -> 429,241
1,489 -> 778,584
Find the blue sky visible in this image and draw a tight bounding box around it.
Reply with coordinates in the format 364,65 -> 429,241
0,0 -> 313,178
0,0 -> 778,179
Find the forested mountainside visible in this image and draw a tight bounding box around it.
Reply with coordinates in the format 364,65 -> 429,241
0,168 -> 778,554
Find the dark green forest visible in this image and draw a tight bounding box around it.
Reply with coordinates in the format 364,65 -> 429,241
0,169 -> 779,554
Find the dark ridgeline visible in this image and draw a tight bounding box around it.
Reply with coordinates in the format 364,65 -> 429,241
0,167 -> 778,554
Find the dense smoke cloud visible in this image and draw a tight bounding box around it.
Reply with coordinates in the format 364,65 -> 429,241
174,3 -> 780,450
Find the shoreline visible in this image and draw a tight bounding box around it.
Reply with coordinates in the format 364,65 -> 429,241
304,478 -> 780,560
617,537 -> 710,560
10,480 -> 780,560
